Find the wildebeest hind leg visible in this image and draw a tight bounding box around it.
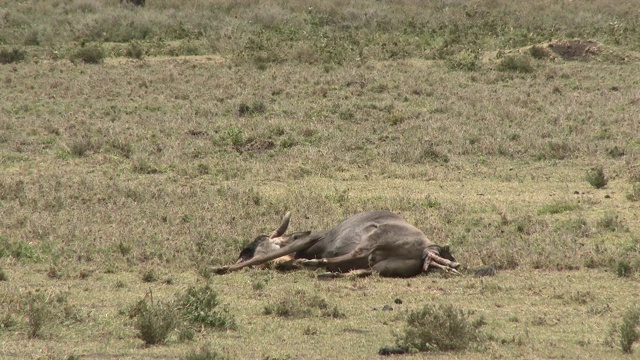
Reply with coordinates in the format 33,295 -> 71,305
299,247 -> 370,272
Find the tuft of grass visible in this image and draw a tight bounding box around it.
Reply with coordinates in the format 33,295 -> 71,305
395,303 -> 483,352
141,269 -> 158,283
536,141 -> 572,160
618,307 -> 640,353
177,284 -> 236,330
497,54 -> 534,73
0,48 -> 27,64
615,260 -> 632,278
237,101 -> 266,117
263,290 -> 340,319
0,268 -> 7,281
597,214 -> 627,232
69,137 -> 98,157
26,293 -> 54,339
538,201 -> 580,215
626,183 -> 640,202
70,44 -> 106,64
183,346 -> 231,360
0,237 -> 38,262
586,166 -> 608,189
125,40 -> 146,59
131,158 -> 164,174
529,45 -> 550,59
446,50 -> 479,71
1,310 -> 18,330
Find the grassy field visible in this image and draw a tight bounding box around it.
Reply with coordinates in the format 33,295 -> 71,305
1,0 -> 640,359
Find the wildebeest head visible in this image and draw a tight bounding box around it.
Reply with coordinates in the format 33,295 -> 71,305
236,212 -> 310,263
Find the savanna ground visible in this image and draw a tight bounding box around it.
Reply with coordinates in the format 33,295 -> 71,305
1,0 -> 640,359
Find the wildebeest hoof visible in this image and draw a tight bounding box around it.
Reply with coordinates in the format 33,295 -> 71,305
299,259 -> 328,268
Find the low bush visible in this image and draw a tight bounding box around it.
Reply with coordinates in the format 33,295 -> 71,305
395,303 -> 483,352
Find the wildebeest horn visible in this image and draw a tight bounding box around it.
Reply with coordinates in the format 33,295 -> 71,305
270,211 -> 291,238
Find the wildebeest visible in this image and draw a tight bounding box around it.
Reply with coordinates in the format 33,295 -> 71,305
213,211 -> 460,278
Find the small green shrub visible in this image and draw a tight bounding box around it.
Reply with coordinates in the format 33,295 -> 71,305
395,303 -> 482,352
497,55 -> 534,73
0,48 -> 27,64
616,260 -> 632,278
618,307 -> 640,353
70,45 -> 105,64
177,284 -> 236,330
134,297 -> 179,345
586,166 -> 608,189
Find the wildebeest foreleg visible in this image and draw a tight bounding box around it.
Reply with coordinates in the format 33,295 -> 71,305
213,236 -> 322,275
423,252 -> 460,274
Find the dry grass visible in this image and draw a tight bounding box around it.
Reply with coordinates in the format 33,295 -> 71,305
1,0 -> 640,358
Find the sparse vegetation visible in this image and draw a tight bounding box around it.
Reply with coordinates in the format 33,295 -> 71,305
497,54 -> 534,73
69,44 -> 106,64
132,296 -> 179,345
1,0 -> 639,358
616,307 -> 640,354
177,284 -> 236,330
0,48 -> 27,64
395,304 -> 483,352
183,346 -> 231,360
26,293 -> 54,339
264,290 -> 341,319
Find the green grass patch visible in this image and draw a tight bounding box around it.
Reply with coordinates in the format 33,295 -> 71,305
538,202 -> 580,215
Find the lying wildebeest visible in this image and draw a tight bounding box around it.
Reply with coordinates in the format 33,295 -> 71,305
213,211 -> 460,278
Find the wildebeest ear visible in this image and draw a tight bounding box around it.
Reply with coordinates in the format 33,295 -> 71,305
291,231 -> 311,240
